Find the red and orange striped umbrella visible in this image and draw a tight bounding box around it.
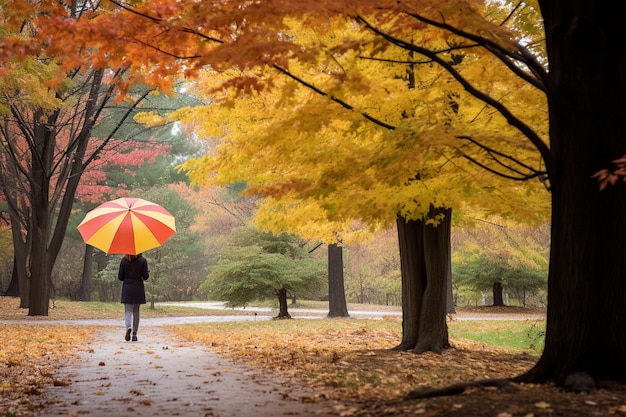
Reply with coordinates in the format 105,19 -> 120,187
77,197 -> 176,255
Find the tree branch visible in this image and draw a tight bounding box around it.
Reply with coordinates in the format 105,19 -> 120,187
404,11 -> 548,92
107,0 -> 224,44
356,15 -> 551,174
272,64 -> 396,131
457,135 -> 541,175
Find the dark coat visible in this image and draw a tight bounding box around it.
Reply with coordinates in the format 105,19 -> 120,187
118,255 -> 149,304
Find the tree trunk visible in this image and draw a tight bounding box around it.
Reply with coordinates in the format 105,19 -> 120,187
415,206 -> 451,354
394,206 -> 451,354
28,186 -> 52,316
77,245 -> 94,301
275,287 -> 291,319
520,1 -> 626,385
394,214 -> 425,351
10,210 -> 30,309
327,243 -> 349,318
492,281 -> 504,306
2,257 -> 19,296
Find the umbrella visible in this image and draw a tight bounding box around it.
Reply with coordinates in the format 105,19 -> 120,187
77,197 -> 176,255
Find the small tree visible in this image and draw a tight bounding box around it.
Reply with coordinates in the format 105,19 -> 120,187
201,228 -> 326,318
453,253 -> 547,307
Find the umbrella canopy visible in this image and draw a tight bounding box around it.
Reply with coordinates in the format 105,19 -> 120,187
77,197 -> 176,255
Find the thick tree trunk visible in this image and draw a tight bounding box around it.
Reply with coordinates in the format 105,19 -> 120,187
521,1 -> 626,385
415,206 -> 451,354
394,214 -> 425,351
77,245 -> 94,301
327,243 -> 349,318
492,282 -> 504,306
275,287 -> 291,319
28,196 -> 52,316
394,207 -> 451,354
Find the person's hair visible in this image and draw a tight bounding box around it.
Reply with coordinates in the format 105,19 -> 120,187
125,254 -> 137,261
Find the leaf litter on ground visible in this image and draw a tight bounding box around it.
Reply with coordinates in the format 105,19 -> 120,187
166,317 -> 626,417
2,297 -> 626,417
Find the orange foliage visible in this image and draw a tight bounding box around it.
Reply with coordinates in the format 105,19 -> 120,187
0,318 -> 97,416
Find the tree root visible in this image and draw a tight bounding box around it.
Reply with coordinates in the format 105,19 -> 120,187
405,378 -> 517,400
405,372 -> 598,400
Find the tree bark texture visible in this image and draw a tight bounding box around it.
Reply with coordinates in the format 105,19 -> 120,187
77,245 -> 94,301
394,207 -> 451,354
327,243 -> 349,318
27,110 -> 56,316
8,196 -> 31,308
522,0 -> 626,384
2,257 -> 19,296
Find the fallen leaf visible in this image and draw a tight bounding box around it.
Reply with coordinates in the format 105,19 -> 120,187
534,401 -> 551,409
53,379 -> 70,386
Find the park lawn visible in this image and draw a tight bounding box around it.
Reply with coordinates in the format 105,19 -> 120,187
0,297 -> 249,320
449,319 -> 545,354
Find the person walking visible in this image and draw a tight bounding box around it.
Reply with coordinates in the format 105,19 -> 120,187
118,253 -> 149,342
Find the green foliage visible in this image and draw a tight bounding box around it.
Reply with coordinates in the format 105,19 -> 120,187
452,222 -> 549,306
454,253 -> 546,291
201,227 -> 326,306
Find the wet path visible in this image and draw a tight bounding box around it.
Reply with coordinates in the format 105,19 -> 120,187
38,326 -> 335,417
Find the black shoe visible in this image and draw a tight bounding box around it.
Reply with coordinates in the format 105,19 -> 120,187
125,328 -> 132,341
132,332 -> 138,342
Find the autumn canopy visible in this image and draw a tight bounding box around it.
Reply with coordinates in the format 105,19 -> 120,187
1,0 -> 626,389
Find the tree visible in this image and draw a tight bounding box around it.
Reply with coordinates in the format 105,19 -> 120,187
452,220 -> 549,307
327,243 -> 349,317
454,252 -> 547,306
23,0 -> 548,354
164,5 -> 549,355
201,227 -> 326,318
17,0 -> 626,387
0,2 -> 179,315
394,207 -> 451,353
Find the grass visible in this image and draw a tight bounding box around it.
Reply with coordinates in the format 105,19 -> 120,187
1,297 -> 545,354
449,319 -> 545,354
0,297 -> 253,320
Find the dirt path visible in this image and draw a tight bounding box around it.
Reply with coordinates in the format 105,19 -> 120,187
39,326 -> 336,417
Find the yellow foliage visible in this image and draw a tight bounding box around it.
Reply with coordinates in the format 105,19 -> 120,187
137,1 -> 552,240
133,111 -> 168,127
